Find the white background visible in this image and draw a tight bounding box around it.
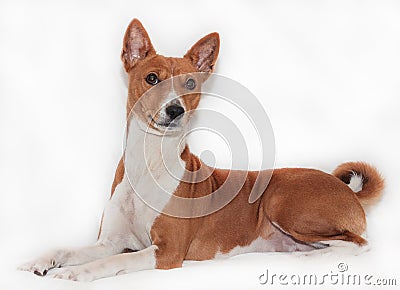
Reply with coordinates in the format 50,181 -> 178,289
1,0 -> 400,289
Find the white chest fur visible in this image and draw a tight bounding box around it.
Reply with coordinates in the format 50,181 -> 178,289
98,119 -> 186,251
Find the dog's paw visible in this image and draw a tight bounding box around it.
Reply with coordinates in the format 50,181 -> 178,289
18,256 -> 59,276
18,250 -> 66,276
50,266 -> 96,282
292,241 -> 371,258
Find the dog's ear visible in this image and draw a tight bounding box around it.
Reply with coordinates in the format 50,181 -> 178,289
121,19 -> 156,72
184,32 -> 220,73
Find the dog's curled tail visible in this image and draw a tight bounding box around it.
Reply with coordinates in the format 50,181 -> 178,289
333,161 -> 385,212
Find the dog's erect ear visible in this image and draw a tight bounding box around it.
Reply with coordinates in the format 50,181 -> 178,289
121,19 -> 156,72
184,33 -> 220,73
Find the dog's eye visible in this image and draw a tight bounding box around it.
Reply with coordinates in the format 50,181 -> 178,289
185,78 -> 196,90
146,73 -> 159,85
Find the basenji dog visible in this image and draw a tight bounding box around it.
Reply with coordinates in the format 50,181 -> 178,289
19,19 -> 385,281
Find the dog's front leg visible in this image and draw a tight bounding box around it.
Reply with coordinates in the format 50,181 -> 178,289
50,245 -> 158,282
19,176 -> 137,276
18,240 -> 123,276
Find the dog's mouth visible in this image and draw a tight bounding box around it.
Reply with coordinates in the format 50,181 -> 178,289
148,115 -> 182,131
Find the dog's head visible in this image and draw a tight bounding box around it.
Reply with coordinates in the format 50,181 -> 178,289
121,19 -> 219,134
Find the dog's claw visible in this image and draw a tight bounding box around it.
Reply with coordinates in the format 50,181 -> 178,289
33,269 -> 47,276
18,255 -> 60,276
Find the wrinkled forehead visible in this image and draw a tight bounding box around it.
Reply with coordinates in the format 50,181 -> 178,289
131,55 -> 197,79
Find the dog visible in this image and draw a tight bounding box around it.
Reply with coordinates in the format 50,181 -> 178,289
19,19 -> 384,281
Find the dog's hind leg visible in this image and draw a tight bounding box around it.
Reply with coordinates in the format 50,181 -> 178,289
288,230 -> 367,246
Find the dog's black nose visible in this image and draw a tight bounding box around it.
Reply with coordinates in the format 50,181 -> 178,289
166,104 -> 184,120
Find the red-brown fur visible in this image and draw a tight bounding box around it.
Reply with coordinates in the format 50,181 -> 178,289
105,19 -> 385,269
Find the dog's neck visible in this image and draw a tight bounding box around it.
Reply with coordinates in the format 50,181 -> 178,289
124,117 -> 187,186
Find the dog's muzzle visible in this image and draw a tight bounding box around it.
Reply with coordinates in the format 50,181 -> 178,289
152,102 -> 185,129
